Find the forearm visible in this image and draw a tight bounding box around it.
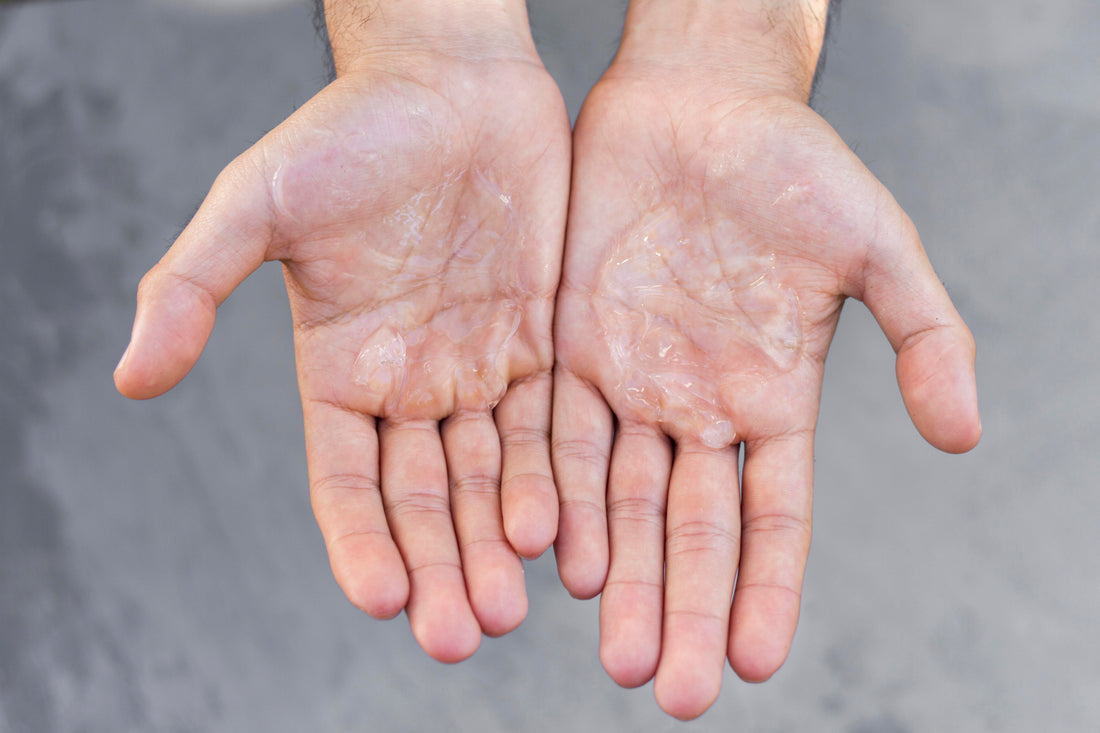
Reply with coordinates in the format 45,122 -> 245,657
320,0 -> 537,75
616,0 -> 832,101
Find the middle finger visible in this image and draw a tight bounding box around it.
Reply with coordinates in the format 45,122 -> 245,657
653,441 -> 741,720
380,418 -> 481,663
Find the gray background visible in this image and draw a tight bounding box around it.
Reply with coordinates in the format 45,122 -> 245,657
1,0 -> 1097,730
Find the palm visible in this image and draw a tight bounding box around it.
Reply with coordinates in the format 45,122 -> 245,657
272,69 -> 560,419
117,56 -> 572,662
558,87 -> 863,447
553,74 -> 979,718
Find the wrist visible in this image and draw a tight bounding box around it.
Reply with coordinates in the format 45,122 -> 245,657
614,0 -> 830,101
323,0 -> 538,75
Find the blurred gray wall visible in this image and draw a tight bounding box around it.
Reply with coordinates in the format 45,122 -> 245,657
1,1 -> 1097,730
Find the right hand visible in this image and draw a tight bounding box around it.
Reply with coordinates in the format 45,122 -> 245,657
115,4 -> 572,662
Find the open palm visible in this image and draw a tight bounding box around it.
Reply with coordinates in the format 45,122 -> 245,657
116,56 -> 571,662
553,73 -> 980,718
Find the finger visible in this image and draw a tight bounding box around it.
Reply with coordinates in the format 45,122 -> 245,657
727,431 -> 814,683
599,422 -> 671,689
115,150 -> 273,399
497,372 -> 557,559
654,443 -> 740,721
305,399 -> 408,620
441,410 -> 526,637
550,367 -> 613,599
380,419 -> 481,663
859,207 -> 981,453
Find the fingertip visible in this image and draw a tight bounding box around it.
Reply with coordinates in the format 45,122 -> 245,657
474,589 -> 528,639
599,643 -> 658,690
114,274 -> 217,400
729,651 -> 781,684
411,602 -> 483,664
114,359 -> 180,401
927,411 -> 982,455
554,514 -> 608,600
113,361 -> 164,401
727,609 -> 794,684
599,585 -> 662,689
503,489 -> 558,559
113,340 -> 131,377
113,344 -> 140,398
465,554 -> 528,637
654,620 -> 725,719
113,326 -> 163,401
559,571 -> 605,601
654,668 -> 721,721
349,583 -> 408,622
896,325 -> 982,454
331,536 -> 410,621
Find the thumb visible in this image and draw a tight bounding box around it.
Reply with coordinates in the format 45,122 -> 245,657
858,201 -> 981,454
114,151 -> 273,400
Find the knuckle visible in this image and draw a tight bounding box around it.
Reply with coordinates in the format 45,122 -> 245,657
736,580 -> 802,602
559,497 -> 603,514
663,607 -> 727,627
387,489 -> 451,520
666,519 -> 739,558
741,513 -> 812,548
405,559 -> 462,576
503,469 -> 552,490
310,472 -> 381,498
459,535 -> 514,554
552,437 -> 609,468
451,472 -> 499,497
502,425 -> 549,450
327,527 -> 389,554
607,495 -> 664,528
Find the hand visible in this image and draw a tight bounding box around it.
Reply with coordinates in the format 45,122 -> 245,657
114,7 -> 571,663
551,45 -> 981,718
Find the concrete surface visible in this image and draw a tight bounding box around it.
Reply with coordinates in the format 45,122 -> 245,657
1,0 -> 1098,731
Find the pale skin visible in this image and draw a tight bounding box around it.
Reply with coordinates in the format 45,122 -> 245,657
114,0 -> 981,720
114,0 -> 572,662
552,0 -> 981,720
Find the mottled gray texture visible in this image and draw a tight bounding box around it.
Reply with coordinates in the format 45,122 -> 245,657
1,0 -> 1097,731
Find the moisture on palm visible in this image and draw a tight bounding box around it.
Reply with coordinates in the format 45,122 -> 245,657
116,58 -> 571,662
590,183 -> 808,448
274,105 -> 554,418
558,89 -> 868,456
554,76 -> 980,719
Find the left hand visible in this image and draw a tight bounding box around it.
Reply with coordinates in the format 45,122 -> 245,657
552,56 -> 980,718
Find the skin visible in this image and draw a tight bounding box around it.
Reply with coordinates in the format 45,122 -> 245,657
115,2 -> 571,663
116,0 -> 979,719
553,0 -> 981,720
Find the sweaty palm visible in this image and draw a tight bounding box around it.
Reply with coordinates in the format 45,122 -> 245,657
116,56 -> 571,662
277,71 -> 557,420
561,130 -> 840,447
553,74 -> 979,719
